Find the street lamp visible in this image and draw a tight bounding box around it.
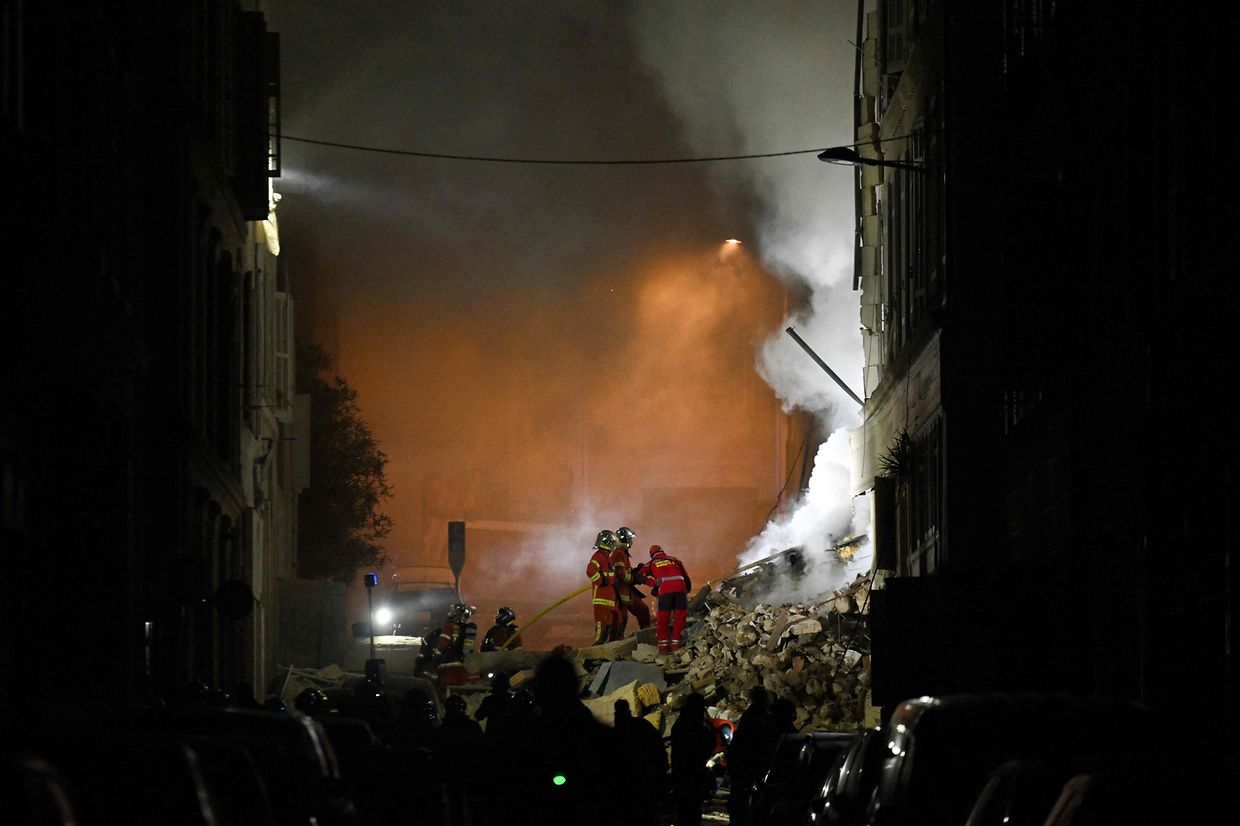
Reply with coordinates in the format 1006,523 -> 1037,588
818,145 -> 926,173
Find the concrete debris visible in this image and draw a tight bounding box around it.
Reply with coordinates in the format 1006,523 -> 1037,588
582,680 -> 664,725
573,569 -> 877,735
576,635 -> 639,661
463,649 -> 546,676
316,562 -> 880,742
630,643 -> 661,663
588,661 -> 668,696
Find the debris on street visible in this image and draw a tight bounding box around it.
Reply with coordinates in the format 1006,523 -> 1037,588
276,542 -> 879,742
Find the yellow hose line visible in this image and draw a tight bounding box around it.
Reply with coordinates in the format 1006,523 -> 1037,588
499,582 -> 592,650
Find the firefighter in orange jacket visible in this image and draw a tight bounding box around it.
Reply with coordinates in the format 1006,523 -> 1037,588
611,526 -> 652,636
587,530 -> 623,645
640,545 -> 692,653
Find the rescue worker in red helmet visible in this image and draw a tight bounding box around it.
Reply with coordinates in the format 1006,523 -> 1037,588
611,526 -> 652,636
481,606 -> 522,651
586,530 -> 623,645
639,544 -> 692,654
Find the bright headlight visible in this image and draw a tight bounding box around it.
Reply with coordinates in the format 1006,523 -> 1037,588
374,607 -> 393,626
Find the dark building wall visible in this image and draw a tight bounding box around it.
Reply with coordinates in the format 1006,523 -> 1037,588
2,0 -> 148,736
1,0 -> 282,738
869,0 -> 1238,733
975,3 -> 1237,712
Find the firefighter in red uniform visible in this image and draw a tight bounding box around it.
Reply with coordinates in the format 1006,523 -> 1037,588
640,544 -> 692,653
611,526 -> 652,636
425,603 -> 477,689
586,530 -> 623,645
481,606 -> 522,651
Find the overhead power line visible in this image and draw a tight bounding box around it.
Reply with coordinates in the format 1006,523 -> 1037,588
280,133 -> 825,164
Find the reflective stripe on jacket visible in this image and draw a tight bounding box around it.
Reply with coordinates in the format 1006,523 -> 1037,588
645,554 -> 689,594
587,548 -> 618,606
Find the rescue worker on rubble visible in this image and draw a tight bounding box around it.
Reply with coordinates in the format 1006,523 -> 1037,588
611,526 -> 652,636
424,603 -> 478,689
481,606 -> 522,651
587,529 -> 624,644
639,544 -> 692,654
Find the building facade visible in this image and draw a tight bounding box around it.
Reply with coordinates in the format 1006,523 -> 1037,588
1,0 -> 303,734
853,0 -> 1237,735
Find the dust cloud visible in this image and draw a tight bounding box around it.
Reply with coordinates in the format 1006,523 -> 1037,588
269,2 -> 847,643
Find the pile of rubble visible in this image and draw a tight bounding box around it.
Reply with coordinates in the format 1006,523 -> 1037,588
560,562 -> 881,736
666,570 -> 877,731
277,553 -> 881,739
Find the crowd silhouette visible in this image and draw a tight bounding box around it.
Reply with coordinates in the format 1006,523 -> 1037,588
7,651 -> 801,825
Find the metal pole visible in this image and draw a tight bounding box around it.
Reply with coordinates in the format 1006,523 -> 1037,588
785,327 -> 865,406
367,586 -> 376,661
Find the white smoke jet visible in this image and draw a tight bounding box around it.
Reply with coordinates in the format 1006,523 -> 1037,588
630,1 -> 869,599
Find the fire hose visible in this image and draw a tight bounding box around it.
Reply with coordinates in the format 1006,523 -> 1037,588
499,582 -> 592,650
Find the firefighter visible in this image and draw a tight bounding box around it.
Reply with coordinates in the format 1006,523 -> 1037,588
481,606 -> 522,651
586,529 -> 623,645
425,603 -> 477,689
640,544 -> 692,654
612,526 -> 652,635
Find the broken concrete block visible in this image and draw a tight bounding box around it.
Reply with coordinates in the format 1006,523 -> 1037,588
576,635 -> 638,661
789,618 -> 823,637
631,643 -> 661,663
583,679 -> 643,725
463,649 -> 546,676
509,668 -> 536,688
587,660 -> 667,696
766,608 -> 793,650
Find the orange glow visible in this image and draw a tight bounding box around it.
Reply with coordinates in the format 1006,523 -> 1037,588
327,249 -> 790,648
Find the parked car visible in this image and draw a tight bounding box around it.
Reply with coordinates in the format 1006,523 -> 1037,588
317,715 -> 408,826
740,731 -> 817,818
808,727 -> 886,825
751,731 -> 858,824
863,693 -> 1158,826
187,734 -> 280,826
1040,749 -> 1235,826
367,566 -> 458,638
46,728 -> 224,826
963,759 -> 1079,826
3,752 -> 81,826
115,706 -> 358,826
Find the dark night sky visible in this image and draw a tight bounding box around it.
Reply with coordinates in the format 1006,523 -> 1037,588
266,1 -> 865,640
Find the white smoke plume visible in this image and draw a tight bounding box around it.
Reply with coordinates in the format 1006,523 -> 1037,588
630,1 -> 871,598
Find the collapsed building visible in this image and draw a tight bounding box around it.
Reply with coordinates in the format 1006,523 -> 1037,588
566,547 -> 880,736
276,539 -> 881,740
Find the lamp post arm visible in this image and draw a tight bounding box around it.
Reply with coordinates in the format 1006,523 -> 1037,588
785,327 -> 864,407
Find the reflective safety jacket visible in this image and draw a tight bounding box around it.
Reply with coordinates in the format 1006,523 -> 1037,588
643,551 -> 690,595
609,546 -> 643,600
432,620 -> 477,664
587,548 -> 618,608
482,622 -> 522,651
